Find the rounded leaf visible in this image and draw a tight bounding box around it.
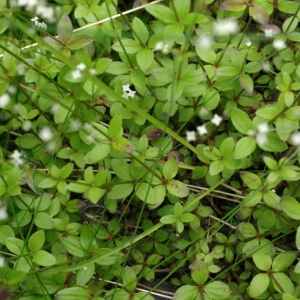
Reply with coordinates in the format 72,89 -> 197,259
272,273 -> 294,294
248,273 -> 269,298
33,250 -> 57,266
28,230 -> 45,252
204,281 -> 231,299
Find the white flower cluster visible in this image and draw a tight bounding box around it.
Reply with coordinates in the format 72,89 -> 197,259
10,150 -> 24,167
153,42 -> 170,54
31,16 -> 47,30
71,63 -> 87,80
122,85 -> 136,99
186,114 -> 223,142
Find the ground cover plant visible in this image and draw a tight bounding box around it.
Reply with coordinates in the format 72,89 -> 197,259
1,0 -> 300,299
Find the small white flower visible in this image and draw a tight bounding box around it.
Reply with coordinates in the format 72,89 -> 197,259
256,133 -> 268,145
36,6 -> 55,21
39,127 -> 53,142
22,120 -> 32,131
122,84 -> 131,92
153,41 -> 170,53
40,22 -> 47,30
273,39 -> 286,50
0,256 -> 5,267
198,107 -> 209,117
290,132 -> 300,146
245,38 -> 252,47
31,16 -> 39,22
264,29 -> 274,38
7,85 -> 17,94
257,122 -> 269,134
71,69 -> 82,80
153,41 -> 164,51
0,208 -> 8,221
51,103 -> 60,114
89,68 -> 96,75
211,114 -> 222,126
197,34 -> 213,49
122,92 -> 129,99
10,150 -> 24,167
186,131 -> 196,142
262,61 -> 272,72
70,120 -> 81,131
76,63 -> 86,71
214,19 -> 238,36
197,125 -> 208,136
0,93 -> 10,108
127,90 -> 136,98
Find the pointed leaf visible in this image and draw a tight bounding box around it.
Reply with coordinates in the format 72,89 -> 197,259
28,230 -> 45,252
58,14 -> 73,42
240,171 -> 261,189
272,273 -> 294,294
163,156 -> 178,180
239,73 -> 253,94
281,196 -> 300,220
231,108 -> 253,134
249,4 -> 269,24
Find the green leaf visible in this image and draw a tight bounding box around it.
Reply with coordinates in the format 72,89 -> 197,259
248,273 -> 269,298
94,248 -> 124,266
132,17 -> 148,44
151,68 -> 174,83
281,196 -> 300,220
33,250 -> 57,266
67,35 -> 93,50
258,133 -> 287,152
130,68 -> 146,89
296,226 -> 300,250
275,117 -> 291,141
35,212 -> 53,229
231,108 -> 253,134
173,202 -> 183,218
85,187 -> 105,204
57,14 -> 73,42
76,263 -> 95,286
6,269 -> 26,285
55,287 -> 90,300
39,177 -> 58,188
108,183 -> 133,200
61,236 -> 86,257
272,252 -> 296,272
239,73 -> 253,94
252,250 -> 272,271
145,4 -> 176,23
160,215 -> 177,224
67,181 -> 89,193
220,137 -> 235,157
174,285 -> 198,300
209,160 -> 223,176
240,171 -> 261,189
204,281 -> 231,299
112,137 -> 135,153
123,266 -> 137,292
0,225 -> 15,244
172,0 -> 190,19
249,4 -> 269,24
15,133 -> 41,149
167,180 -> 189,198
135,182 -> 157,205
28,230 -> 45,252
272,272 -> 294,294
86,143 -> 111,164
219,1 -> 247,11
196,45 -> 216,64
106,61 -> 129,75
108,114 -> 123,140
189,260 -> 208,285
234,136 -> 256,159
112,39 -> 142,54
5,238 -> 25,255
163,156 -> 178,180
236,222 -> 257,238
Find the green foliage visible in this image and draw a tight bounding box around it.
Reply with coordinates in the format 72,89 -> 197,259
1,0 -> 300,299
